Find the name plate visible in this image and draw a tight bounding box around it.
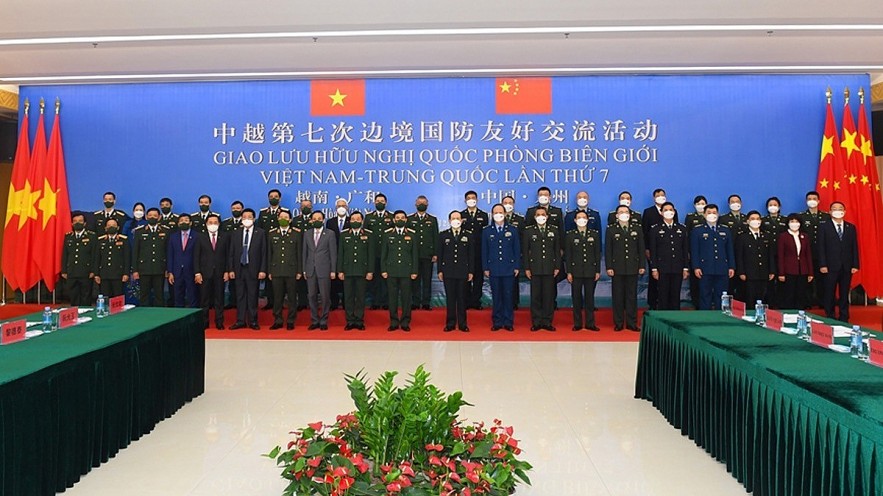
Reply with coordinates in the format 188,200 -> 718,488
811,323 -> 834,347
731,299 -> 746,318
109,295 -> 125,315
869,339 -> 883,368
765,310 -> 784,331
59,307 -> 79,329
1,320 -> 26,345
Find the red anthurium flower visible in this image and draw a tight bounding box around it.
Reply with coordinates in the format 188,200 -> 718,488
386,482 -> 402,493
400,465 -> 416,477
307,457 -> 322,468
507,437 -> 518,448
332,466 -> 349,478
429,456 -> 442,466
307,421 -> 323,431
462,489 -> 472,496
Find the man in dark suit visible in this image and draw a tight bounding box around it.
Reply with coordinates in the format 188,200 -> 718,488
326,198 -> 350,311
735,211 -> 776,306
437,210 -> 474,332
483,204 -> 521,331
303,211 -> 337,330
647,202 -> 688,311
461,190 -> 489,309
642,189 -> 678,310
194,214 -> 229,329
228,209 -> 266,330
817,201 -> 860,322
167,214 -> 198,308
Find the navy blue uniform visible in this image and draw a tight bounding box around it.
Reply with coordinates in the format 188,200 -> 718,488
482,223 -> 521,329
690,223 -> 735,310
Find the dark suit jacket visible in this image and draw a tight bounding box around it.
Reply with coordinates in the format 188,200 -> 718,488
326,216 -> 350,240
816,220 -> 859,273
303,228 -> 337,277
228,226 -> 267,276
193,231 -> 229,280
776,231 -> 813,276
166,229 -> 197,277
642,206 -> 679,242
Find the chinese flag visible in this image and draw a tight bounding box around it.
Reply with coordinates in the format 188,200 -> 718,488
310,80 -> 365,116
33,108 -> 72,292
854,103 -> 883,297
495,78 -> 552,114
2,109 -> 30,290
815,100 -> 847,208
16,110 -> 48,292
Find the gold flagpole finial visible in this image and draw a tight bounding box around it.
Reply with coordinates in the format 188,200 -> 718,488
825,87 -> 832,104
858,87 -> 865,105
55,97 -> 60,114
23,98 -> 29,115
39,97 -> 45,114
843,87 -> 850,105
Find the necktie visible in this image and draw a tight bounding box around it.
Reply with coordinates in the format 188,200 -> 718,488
211,233 -> 217,249
497,226 -> 502,234
339,219 -> 344,231
453,230 -> 458,237
837,223 -> 843,239
241,229 -> 250,264
314,230 -> 320,247
182,232 -> 188,251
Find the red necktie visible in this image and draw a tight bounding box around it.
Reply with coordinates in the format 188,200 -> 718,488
211,233 -> 217,250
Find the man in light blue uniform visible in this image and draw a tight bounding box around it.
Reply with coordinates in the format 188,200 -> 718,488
482,204 -> 521,332
690,204 -> 735,310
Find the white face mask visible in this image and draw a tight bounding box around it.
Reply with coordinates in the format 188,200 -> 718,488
806,200 -> 819,209
655,196 -> 667,205
538,196 -> 550,205
575,218 -> 589,227
617,213 -> 630,223
706,214 -> 719,223
767,205 -> 780,214
576,198 -> 588,208
242,219 -> 254,228
465,199 -> 477,208
535,216 -> 547,225
831,210 -> 845,219
749,220 -> 762,229
337,207 -> 348,216
133,210 -> 144,219
789,222 -> 801,231
729,202 -> 742,212
619,199 -> 631,207
694,203 -> 706,213
207,224 -> 220,233
662,211 -> 675,220
450,219 -> 462,229
503,203 -> 514,213
493,213 -> 505,223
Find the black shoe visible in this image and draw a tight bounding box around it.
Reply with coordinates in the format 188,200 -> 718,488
422,305 -> 431,311
297,305 -> 308,311
261,304 -> 273,310
215,324 -> 225,330
388,325 -> 398,332
382,305 -> 389,310
401,326 -> 411,332
411,305 -> 418,310
286,324 -> 294,330
546,326 -> 557,332
627,326 -> 640,332
308,324 -> 320,330
587,326 -> 600,332
614,325 -> 623,332
229,322 -> 246,330
250,324 -> 261,330
370,305 -> 380,310
269,323 -> 283,330
223,304 -> 235,310
319,325 -> 328,331
474,304 -> 483,310
444,326 -> 455,332
491,326 -> 501,332
460,327 -> 470,332
344,324 -> 353,330
572,326 -> 581,332
356,325 -> 366,330
504,326 -> 514,332
531,326 -> 539,332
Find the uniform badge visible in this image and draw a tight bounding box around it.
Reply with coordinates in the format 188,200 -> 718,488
504,231 -> 512,237
574,239 -> 580,244
159,233 -> 166,237
445,238 -> 451,244
360,236 -> 368,240
703,233 -> 709,239
531,235 -> 538,241
614,233 -> 621,239
658,230 -> 665,235
630,231 -> 637,236
404,236 -> 412,241
115,241 -> 124,246
548,232 -> 555,237
460,237 -> 469,242
588,237 -> 595,242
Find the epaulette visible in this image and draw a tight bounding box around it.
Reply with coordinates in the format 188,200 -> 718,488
98,234 -> 108,239
94,210 -> 104,215
118,234 -> 128,239
406,228 -> 416,232
269,227 -> 279,233
279,207 -> 292,212
133,225 -> 146,231
385,227 -> 395,232
363,228 -> 373,234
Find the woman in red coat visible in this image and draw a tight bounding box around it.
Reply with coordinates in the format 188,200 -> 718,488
777,214 -> 814,310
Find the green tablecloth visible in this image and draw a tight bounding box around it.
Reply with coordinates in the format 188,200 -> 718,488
0,307 -> 205,496
635,310 -> 883,496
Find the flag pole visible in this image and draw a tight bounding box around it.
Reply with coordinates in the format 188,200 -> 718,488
844,87 -> 850,105
55,97 -> 60,114
826,87 -> 832,104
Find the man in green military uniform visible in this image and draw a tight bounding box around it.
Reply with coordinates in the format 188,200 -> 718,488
522,206 -> 561,332
258,189 -> 293,310
267,210 -> 302,330
132,208 -> 170,306
92,191 -> 128,235
719,194 -> 748,236
565,210 -> 601,331
337,211 -> 375,330
381,210 -> 419,332
159,197 -> 179,231
606,191 -> 643,227
366,193 -> 394,309
222,201 -> 245,233
605,205 -> 646,331
61,212 -> 97,306
190,194 -> 220,233
408,195 -> 439,311
93,218 -> 130,298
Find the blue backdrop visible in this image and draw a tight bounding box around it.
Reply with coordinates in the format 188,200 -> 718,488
20,74 -> 871,223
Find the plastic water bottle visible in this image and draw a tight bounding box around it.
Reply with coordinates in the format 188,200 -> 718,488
96,294 -> 106,318
42,306 -> 53,333
796,311 -> 808,339
851,325 -> 864,358
721,291 -> 730,315
755,300 -> 765,326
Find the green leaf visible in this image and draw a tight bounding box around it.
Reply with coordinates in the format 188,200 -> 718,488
514,468 -> 532,485
293,456 -> 306,473
265,446 -> 281,459
305,441 -> 330,457
450,441 -> 466,456
470,440 -> 494,458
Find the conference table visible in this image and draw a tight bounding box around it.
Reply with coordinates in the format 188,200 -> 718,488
635,310 -> 883,496
0,307 -> 205,496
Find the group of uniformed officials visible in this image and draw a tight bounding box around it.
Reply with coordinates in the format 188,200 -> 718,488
60,186 -> 862,333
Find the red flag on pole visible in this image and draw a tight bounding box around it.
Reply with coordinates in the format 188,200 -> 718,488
839,98 -> 862,288
16,103 -> 48,292
855,90 -> 883,297
495,78 -> 553,114
816,92 -> 848,207
34,101 -> 72,291
2,103 -> 31,291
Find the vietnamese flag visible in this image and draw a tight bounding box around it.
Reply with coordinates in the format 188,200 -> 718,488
2,106 -> 30,290
815,99 -> 846,208
855,102 -> 883,297
16,108 -> 48,292
33,105 -> 72,292
495,78 -> 552,114
310,80 -> 365,116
